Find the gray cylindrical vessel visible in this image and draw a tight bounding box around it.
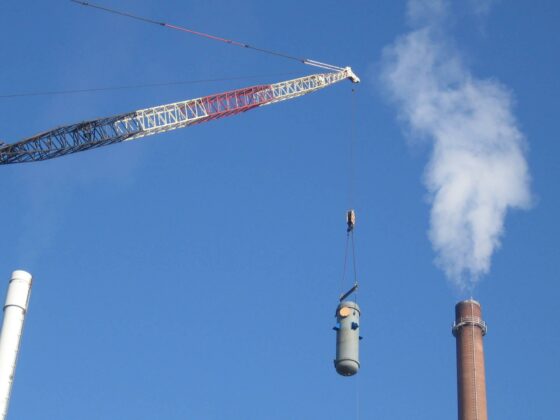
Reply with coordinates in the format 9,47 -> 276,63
334,300 -> 360,376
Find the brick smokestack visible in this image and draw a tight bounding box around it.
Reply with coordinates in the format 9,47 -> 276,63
452,299 -> 488,420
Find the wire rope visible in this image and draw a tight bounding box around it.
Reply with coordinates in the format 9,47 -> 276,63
349,89 -> 357,208
355,373 -> 360,420
351,231 -> 358,287
0,72 -> 300,99
340,89 -> 359,300
352,93 -> 360,414
69,1 -> 343,71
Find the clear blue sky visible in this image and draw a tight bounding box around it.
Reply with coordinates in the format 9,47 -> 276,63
0,1 -> 558,419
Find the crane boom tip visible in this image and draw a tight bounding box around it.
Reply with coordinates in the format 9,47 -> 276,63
344,67 -> 360,84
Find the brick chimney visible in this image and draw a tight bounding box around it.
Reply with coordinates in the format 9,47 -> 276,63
452,300 -> 488,420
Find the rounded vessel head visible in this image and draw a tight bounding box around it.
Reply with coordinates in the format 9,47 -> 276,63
335,359 -> 359,376
336,300 -> 360,317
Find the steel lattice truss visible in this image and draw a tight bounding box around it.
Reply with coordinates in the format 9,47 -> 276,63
0,68 -> 359,165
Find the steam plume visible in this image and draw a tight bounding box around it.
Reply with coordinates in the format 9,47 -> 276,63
381,0 -> 531,289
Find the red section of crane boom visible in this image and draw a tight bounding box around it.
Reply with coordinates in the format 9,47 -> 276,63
190,85 -> 272,126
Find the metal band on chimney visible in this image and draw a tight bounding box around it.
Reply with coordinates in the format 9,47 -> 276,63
452,316 -> 488,336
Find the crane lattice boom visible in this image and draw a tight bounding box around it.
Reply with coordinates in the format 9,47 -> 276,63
0,68 -> 359,165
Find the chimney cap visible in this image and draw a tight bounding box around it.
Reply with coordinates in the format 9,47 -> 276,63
456,298 -> 481,307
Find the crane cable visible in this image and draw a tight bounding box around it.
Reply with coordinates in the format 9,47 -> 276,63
0,72 -> 300,99
348,88 -> 361,420
70,1 -> 344,72
340,89 -> 359,302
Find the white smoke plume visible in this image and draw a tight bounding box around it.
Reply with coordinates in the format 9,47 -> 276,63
381,0 -> 532,290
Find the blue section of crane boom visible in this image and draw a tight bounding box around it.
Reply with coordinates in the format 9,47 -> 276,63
0,112 -> 140,164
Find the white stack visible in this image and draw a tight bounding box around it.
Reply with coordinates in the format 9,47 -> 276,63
0,270 -> 32,420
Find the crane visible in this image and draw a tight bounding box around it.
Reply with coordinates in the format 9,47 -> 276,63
0,1 -> 361,165
0,5 -> 363,418
0,62 -> 361,420
0,67 -> 359,165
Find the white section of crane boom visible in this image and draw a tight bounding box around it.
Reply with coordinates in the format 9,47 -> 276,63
265,66 -> 360,103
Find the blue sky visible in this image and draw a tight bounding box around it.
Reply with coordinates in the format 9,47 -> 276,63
0,1 -> 558,419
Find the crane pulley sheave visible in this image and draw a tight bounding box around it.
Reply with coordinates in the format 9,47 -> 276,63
0,68 -> 359,165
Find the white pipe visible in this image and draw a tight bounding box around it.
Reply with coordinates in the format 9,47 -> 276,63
0,270 -> 32,420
